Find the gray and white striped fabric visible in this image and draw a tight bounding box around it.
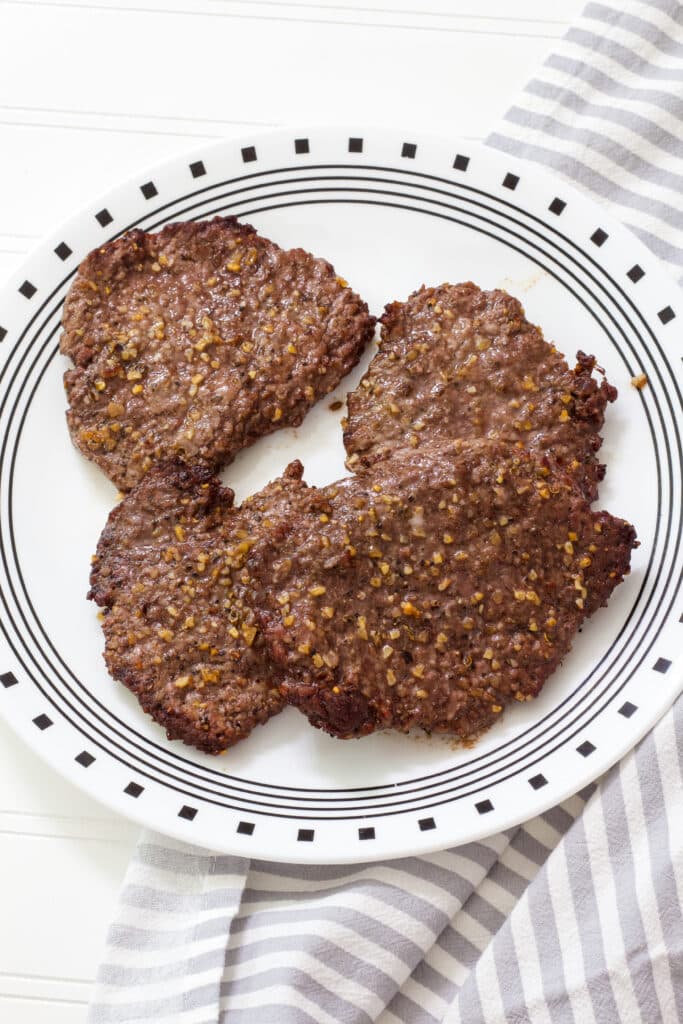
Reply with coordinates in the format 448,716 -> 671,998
89,3 -> 683,1022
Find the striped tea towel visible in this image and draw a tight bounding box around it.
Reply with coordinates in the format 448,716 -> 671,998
88,3 -> 683,1022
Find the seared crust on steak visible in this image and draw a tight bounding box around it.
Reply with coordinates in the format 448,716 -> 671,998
249,440 -> 636,740
62,217 -> 375,490
344,283 -> 616,501
89,459 -> 308,753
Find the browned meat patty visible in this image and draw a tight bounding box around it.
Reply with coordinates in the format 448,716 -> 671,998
344,283 -> 616,502
89,459 -> 308,753
250,440 -> 636,740
62,216 -> 375,491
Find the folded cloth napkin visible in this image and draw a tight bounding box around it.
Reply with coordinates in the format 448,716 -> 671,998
88,3 -> 683,1021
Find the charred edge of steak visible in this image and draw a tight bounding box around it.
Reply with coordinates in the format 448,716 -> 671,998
279,681 -> 378,739
577,510 -> 638,615
112,660 -> 279,755
255,604 -> 378,738
569,350 -> 618,497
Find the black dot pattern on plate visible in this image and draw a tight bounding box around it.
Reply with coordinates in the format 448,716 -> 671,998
476,799 -> 494,814
577,740 -> 596,757
297,828 -> 314,842
627,264 -> 645,283
0,671 -> 18,687
591,228 -> 608,247
125,782 -> 144,798
54,242 -> 72,261
658,306 -> 675,325
529,773 -> 548,790
359,827 -> 375,840
0,326 -> 6,343
453,154 -> 469,171
549,198 -> 566,215
178,805 -> 197,821
294,138 -> 309,154
653,657 -> 672,673
402,143 -> 417,159
502,173 -> 519,190
75,750 -> 95,767
96,209 -> 113,228
140,181 -> 158,200
418,817 -> 436,831
190,160 -> 206,178
237,821 -> 255,836
19,280 -> 36,299
618,701 -> 638,718
33,713 -> 53,730
241,146 -> 257,163
348,137 -> 363,153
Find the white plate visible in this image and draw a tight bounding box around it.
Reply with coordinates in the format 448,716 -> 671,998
0,126 -> 681,863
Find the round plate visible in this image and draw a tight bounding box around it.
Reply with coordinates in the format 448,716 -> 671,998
0,127 -> 681,863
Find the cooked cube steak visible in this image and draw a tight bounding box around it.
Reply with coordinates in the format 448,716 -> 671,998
89,459 -> 308,753
250,440 -> 636,740
61,216 -> 375,490
344,283 -> 616,502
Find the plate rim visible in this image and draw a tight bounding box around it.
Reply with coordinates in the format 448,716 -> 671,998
0,123 -> 681,862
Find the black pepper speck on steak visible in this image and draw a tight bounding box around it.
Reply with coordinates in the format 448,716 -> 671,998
62,216 -> 375,490
249,440 -> 636,740
89,459 -> 308,753
344,283 -> 616,501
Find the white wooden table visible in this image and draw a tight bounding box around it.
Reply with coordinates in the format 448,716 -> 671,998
0,1 -> 583,1018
